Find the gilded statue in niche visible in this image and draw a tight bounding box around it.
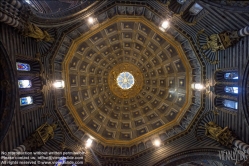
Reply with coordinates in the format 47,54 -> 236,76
205,122 -> 223,138
197,29 -> 240,64
204,121 -> 235,147
36,123 -> 57,143
22,122 -> 58,151
201,34 -> 225,52
200,29 -> 240,52
21,22 -> 54,42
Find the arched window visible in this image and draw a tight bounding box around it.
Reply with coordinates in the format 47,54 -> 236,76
189,3 -> 203,15
19,93 -> 44,112
214,97 -> 238,110
214,69 -> 239,112
215,70 -> 238,82
20,96 -> 33,106
181,2 -> 203,23
224,86 -> 238,94
224,72 -> 239,80
214,84 -> 238,95
18,80 -> 32,88
168,0 -> 185,14
177,0 -> 186,5
16,56 -> 43,74
222,99 -> 238,110
16,62 -> 30,71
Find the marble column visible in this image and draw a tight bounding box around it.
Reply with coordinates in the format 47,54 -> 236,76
0,0 -> 22,27
232,139 -> 249,154
238,26 -> 249,37
12,144 -> 26,152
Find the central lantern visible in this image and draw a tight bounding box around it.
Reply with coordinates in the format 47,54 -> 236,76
108,63 -> 143,98
117,72 -> 134,89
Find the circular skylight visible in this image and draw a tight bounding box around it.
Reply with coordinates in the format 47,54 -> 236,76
117,72 -> 134,89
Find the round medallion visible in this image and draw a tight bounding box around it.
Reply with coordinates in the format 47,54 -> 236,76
108,63 -> 143,98
117,72 -> 135,89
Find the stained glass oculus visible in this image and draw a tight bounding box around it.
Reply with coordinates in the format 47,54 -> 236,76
117,72 -> 134,89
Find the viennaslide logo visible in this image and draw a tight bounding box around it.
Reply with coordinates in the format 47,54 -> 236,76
218,147 -> 248,165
